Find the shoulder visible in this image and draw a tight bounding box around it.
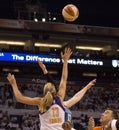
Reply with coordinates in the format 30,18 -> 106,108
111,119 -> 119,130
71,128 -> 76,130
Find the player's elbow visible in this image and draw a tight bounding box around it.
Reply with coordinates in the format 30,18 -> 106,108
15,93 -> 24,103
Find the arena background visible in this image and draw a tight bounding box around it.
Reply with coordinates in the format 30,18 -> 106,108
0,0 -> 119,130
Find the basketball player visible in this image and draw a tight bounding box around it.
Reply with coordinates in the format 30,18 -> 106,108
38,55 -> 96,129
7,48 -> 72,130
88,108 -> 119,130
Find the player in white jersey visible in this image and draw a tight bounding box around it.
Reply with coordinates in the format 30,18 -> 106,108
39,95 -> 65,130
38,54 -> 96,130
7,48 -> 72,130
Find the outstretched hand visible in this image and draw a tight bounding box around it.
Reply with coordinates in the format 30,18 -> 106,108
88,117 -> 95,130
7,73 -> 16,85
87,79 -> 96,90
61,48 -> 72,62
37,59 -> 48,74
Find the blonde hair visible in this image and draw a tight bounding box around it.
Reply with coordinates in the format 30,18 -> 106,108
43,82 -> 56,98
40,82 -> 56,113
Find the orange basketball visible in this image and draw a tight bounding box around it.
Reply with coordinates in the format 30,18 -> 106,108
62,4 -> 79,22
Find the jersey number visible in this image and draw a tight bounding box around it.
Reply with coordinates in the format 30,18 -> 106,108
52,107 -> 59,117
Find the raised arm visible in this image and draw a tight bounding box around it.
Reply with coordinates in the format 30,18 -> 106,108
64,79 -> 96,108
57,48 -> 72,102
88,117 -> 95,130
7,73 -> 41,106
37,59 -> 48,74
37,59 -> 56,86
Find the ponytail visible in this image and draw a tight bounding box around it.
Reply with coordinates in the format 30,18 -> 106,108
40,91 -> 53,113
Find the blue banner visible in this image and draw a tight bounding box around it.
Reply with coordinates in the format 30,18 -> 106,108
0,52 -> 61,64
0,52 -> 117,68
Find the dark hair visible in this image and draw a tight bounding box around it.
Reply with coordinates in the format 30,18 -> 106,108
107,108 -> 118,119
62,121 -> 72,130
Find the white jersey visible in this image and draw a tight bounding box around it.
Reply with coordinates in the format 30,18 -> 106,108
111,119 -> 119,130
39,96 -> 65,130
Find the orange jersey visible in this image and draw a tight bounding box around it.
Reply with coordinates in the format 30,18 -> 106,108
93,126 -> 104,130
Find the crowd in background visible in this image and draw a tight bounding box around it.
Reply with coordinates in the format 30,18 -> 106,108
0,79 -> 119,130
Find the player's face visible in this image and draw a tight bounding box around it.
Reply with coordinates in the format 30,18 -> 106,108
99,110 -> 113,125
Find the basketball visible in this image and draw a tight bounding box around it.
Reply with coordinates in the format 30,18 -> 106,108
62,4 -> 79,22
